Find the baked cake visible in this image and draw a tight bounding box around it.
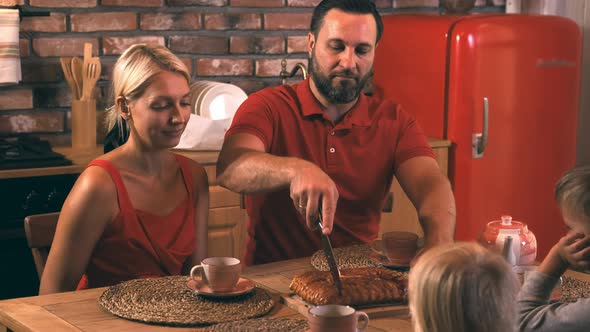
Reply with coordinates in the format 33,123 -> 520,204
289,267 -> 408,306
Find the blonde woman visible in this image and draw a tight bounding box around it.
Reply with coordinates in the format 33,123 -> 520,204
409,242 -> 519,332
39,44 -> 208,294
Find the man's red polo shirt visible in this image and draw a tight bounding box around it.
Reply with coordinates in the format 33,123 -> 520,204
225,79 -> 434,265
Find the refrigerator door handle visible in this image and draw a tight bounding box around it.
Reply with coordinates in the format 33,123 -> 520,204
472,97 -> 489,159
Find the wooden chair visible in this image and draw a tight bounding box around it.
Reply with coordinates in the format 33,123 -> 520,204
24,212 -> 59,279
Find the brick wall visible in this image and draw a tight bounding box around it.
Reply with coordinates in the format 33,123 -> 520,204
0,0 -> 504,146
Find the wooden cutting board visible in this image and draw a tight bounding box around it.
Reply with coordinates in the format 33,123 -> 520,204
245,258 -> 410,319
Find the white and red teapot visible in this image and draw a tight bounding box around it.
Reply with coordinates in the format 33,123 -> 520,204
478,215 -> 537,266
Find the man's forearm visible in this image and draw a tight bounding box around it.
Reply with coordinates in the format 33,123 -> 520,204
417,178 -> 456,245
419,213 -> 455,245
217,148 -> 313,193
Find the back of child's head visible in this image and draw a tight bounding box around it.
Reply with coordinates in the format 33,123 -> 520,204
555,165 -> 590,227
408,242 -> 519,332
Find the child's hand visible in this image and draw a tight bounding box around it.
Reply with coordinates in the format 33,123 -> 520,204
556,231 -> 590,271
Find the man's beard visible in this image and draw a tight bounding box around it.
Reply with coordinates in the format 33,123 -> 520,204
309,50 -> 373,104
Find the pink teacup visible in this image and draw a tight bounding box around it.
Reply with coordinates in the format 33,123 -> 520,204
308,305 -> 369,332
190,257 -> 241,292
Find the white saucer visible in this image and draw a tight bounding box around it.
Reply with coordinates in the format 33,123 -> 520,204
186,277 -> 256,298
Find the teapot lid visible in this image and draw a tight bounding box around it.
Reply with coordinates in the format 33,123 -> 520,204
486,215 -> 529,233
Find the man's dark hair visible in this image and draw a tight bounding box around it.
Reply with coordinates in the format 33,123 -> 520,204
310,0 -> 383,43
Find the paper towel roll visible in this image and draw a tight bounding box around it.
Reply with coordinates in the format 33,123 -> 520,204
0,9 -> 21,84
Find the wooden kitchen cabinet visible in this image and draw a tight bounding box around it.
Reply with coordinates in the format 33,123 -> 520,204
205,180 -> 247,259
181,158 -> 247,261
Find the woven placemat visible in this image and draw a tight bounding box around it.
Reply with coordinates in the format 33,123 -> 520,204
203,317 -> 309,332
311,244 -> 380,271
98,276 -> 275,326
561,275 -> 590,303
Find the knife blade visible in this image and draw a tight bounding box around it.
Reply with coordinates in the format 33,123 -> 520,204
318,203 -> 343,295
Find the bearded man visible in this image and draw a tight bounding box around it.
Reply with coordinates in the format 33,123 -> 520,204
217,0 -> 456,265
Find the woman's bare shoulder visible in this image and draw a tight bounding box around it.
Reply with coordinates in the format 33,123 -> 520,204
58,162 -> 119,226
176,156 -> 209,197
173,154 -> 207,180
74,162 -> 118,203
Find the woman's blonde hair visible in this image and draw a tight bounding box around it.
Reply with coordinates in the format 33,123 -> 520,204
408,242 -> 518,332
105,43 -> 190,133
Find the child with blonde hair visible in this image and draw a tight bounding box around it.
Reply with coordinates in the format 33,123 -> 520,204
409,242 -> 519,332
518,165 -> 590,331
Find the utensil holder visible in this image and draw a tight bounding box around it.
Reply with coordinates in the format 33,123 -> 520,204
71,99 -> 97,150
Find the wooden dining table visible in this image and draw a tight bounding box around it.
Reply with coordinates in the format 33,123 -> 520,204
0,257 -> 413,332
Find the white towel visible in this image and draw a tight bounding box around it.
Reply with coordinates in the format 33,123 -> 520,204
174,114 -> 232,151
0,9 -> 21,84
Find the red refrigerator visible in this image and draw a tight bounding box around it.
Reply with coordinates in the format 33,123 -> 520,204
373,14 -> 581,258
